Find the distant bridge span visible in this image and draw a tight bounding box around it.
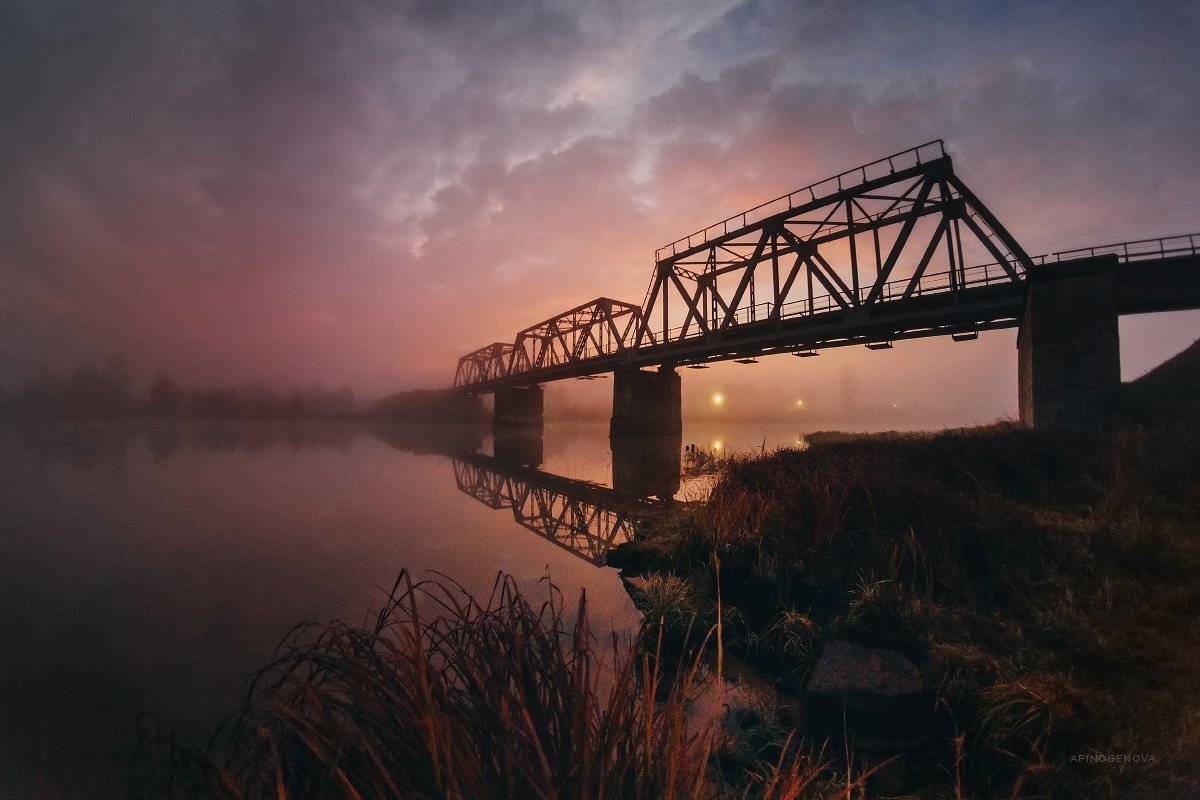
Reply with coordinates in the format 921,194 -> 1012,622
453,141 -> 1200,430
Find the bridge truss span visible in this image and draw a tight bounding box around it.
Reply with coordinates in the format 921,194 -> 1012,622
454,142 -> 1036,390
455,297 -> 645,389
637,140 -> 1035,355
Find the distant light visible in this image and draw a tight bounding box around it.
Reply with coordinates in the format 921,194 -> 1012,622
892,403 -> 898,408
795,399 -> 805,408
712,392 -> 724,407
713,441 -> 723,451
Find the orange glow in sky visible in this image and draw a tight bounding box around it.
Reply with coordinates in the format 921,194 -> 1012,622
0,1 -> 1196,415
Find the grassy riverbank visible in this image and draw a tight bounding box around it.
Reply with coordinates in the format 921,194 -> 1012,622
611,341 -> 1200,798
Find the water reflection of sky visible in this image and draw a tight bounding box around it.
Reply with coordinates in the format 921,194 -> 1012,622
0,416 -> 930,797
0,421 -> 642,798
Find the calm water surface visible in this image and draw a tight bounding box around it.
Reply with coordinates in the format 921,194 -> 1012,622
0,418 -> 845,797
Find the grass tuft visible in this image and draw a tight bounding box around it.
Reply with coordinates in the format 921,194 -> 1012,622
140,572 -> 836,799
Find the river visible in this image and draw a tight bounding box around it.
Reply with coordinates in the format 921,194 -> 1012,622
0,417 -> 884,797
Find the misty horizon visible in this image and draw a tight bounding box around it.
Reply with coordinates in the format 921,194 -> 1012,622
5,323 -> 1197,429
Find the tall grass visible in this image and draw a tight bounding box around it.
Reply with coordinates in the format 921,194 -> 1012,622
140,571 -> 829,799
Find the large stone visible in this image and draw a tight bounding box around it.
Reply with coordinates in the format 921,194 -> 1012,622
804,640 -> 927,747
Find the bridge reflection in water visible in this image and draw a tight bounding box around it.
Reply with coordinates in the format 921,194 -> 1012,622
454,431 -> 681,566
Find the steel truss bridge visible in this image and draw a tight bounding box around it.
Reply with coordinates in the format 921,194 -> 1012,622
453,453 -> 667,566
455,140 -> 1199,392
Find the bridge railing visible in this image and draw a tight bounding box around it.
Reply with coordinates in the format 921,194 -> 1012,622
873,260 -> 1024,300
1051,233 -> 1199,263
655,141 -> 947,261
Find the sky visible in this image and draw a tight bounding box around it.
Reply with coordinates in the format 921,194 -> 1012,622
2,0 -> 1198,423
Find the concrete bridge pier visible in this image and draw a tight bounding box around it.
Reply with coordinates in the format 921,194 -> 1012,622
610,366 -> 682,438
494,385 -> 544,429
1018,255 -> 1121,430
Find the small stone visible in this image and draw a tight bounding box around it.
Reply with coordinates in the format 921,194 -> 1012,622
804,640 -> 928,746
807,640 -> 923,698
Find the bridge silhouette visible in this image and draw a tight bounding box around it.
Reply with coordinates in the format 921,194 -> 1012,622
455,141 -> 1200,430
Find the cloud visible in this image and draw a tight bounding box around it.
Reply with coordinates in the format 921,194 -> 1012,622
0,0 -> 1196,402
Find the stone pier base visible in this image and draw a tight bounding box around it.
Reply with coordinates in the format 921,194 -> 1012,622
494,385 -> 543,429
610,367 -> 682,437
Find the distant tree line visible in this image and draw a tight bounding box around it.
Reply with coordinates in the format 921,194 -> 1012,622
368,388 -> 488,423
4,354 -> 135,418
0,355 -> 357,420
146,376 -> 356,419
